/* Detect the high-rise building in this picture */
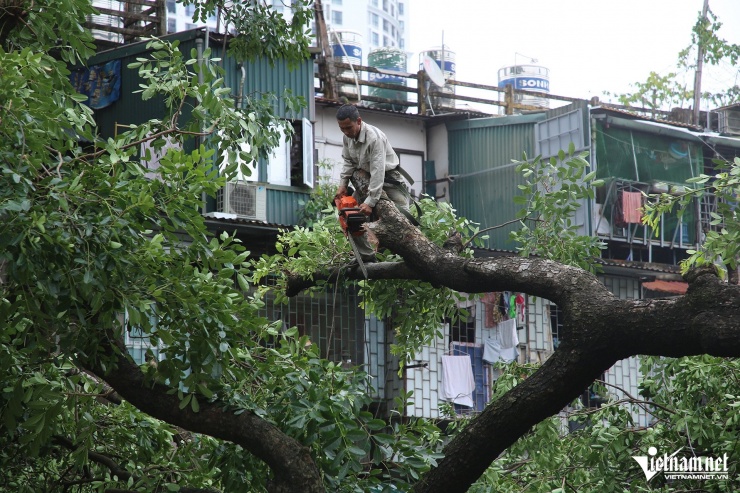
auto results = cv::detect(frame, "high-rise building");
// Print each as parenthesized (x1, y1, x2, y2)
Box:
(165, 0, 218, 34)
(164, 0, 410, 67)
(317, 0, 409, 53)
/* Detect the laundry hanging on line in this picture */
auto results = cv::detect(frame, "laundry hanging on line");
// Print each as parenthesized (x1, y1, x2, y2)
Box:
(440, 354, 475, 408)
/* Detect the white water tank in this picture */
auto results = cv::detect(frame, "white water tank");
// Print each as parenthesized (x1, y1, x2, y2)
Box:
(330, 30, 363, 97)
(498, 64, 550, 112)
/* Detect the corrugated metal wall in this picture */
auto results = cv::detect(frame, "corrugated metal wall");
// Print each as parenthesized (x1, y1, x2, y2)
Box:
(215, 49, 314, 121)
(83, 29, 316, 225)
(543, 101, 591, 140)
(446, 115, 545, 248)
(85, 29, 314, 139)
(84, 31, 201, 141)
(210, 36, 315, 221)
(264, 186, 310, 225)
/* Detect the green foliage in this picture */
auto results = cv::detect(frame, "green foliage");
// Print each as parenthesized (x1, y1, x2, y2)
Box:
(0, 358, 225, 492)
(180, 0, 315, 68)
(297, 159, 342, 228)
(461, 356, 740, 492)
(1, 0, 98, 64)
(509, 143, 606, 272)
(605, 71, 692, 113)
(643, 156, 740, 275)
(679, 7, 740, 68)
(258, 193, 485, 365)
(5, 1, 740, 491)
(0, 1, 446, 490)
(609, 7, 740, 111)
(679, 7, 740, 108)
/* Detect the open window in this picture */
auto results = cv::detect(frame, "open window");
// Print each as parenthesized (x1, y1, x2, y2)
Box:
(140, 134, 182, 180)
(268, 118, 314, 188)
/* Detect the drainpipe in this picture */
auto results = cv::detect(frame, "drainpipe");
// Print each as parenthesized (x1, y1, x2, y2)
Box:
(235, 65, 246, 109)
(692, 0, 709, 126)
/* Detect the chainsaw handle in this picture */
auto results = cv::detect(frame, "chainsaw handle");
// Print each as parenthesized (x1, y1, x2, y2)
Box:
(339, 207, 362, 214)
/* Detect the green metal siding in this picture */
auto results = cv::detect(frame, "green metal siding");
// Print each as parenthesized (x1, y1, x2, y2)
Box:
(79, 29, 315, 227)
(196, 36, 315, 222)
(81, 28, 313, 138)
(214, 50, 314, 121)
(544, 100, 591, 149)
(83, 31, 202, 141)
(265, 186, 310, 225)
(447, 115, 543, 249)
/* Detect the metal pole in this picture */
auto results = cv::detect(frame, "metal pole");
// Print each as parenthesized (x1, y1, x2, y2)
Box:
(692, 0, 710, 126)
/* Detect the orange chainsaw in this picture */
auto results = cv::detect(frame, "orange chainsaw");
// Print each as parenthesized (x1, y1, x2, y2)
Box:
(334, 195, 369, 278)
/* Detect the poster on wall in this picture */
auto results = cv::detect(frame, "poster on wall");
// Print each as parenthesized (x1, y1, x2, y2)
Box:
(70, 60, 121, 109)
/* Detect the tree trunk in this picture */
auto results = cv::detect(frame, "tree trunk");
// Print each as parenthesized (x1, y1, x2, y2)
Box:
(80, 336, 325, 493)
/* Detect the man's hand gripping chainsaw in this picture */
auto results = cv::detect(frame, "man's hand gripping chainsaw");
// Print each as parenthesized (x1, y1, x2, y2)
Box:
(334, 195, 369, 279)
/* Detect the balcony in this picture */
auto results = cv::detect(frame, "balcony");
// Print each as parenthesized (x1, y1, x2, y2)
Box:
(88, 0, 165, 48)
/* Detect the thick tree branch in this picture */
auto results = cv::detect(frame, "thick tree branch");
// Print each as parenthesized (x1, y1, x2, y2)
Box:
(78, 336, 324, 493)
(280, 172, 740, 491)
(285, 193, 740, 492)
(371, 204, 740, 492)
(285, 260, 421, 296)
(105, 489, 218, 493)
(415, 345, 615, 493)
(285, 228, 464, 296)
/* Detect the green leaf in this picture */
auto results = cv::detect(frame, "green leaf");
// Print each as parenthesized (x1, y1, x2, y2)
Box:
(179, 394, 192, 410)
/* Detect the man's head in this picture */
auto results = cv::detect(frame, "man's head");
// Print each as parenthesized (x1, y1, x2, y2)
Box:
(336, 104, 362, 140)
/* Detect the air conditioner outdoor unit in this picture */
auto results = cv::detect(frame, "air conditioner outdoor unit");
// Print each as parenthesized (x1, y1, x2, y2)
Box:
(217, 182, 267, 221)
(718, 109, 740, 136)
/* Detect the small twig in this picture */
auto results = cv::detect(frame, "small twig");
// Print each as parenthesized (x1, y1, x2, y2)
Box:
(598, 379, 677, 415)
(462, 217, 543, 249)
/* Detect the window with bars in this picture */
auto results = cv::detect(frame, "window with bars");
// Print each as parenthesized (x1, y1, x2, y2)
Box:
(257, 282, 366, 365)
(548, 303, 563, 349)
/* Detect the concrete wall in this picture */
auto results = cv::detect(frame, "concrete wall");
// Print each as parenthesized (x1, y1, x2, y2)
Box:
(402, 277, 653, 427)
(314, 105, 426, 195)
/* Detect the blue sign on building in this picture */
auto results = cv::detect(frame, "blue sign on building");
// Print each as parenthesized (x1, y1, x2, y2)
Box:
(499, 77, 549, 92)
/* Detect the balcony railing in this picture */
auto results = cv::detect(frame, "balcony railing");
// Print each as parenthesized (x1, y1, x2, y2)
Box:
(88, 0, 165, 46)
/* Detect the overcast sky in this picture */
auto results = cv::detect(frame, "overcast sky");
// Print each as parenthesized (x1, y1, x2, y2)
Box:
(406, 0, 740, 107)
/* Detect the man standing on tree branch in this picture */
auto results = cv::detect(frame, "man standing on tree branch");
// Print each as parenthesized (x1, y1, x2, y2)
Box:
(335, 104, 412, 264)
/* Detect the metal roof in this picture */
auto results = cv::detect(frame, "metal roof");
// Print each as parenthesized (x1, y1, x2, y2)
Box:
(714, 102, 740, 112)
(315, 97, 492, 122)
(592, 105, 703, 130)
(203, 214, 290, 231)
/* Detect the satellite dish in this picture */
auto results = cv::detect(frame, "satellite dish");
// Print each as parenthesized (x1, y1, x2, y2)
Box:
(422, 55, 446, 87)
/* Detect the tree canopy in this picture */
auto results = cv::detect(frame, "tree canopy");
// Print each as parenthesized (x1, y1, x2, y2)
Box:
(606, 4, 740, 114)
(3, 1, 740, 493)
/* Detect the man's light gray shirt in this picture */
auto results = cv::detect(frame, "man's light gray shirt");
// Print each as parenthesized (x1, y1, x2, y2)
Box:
(340, 121, 399, 207)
